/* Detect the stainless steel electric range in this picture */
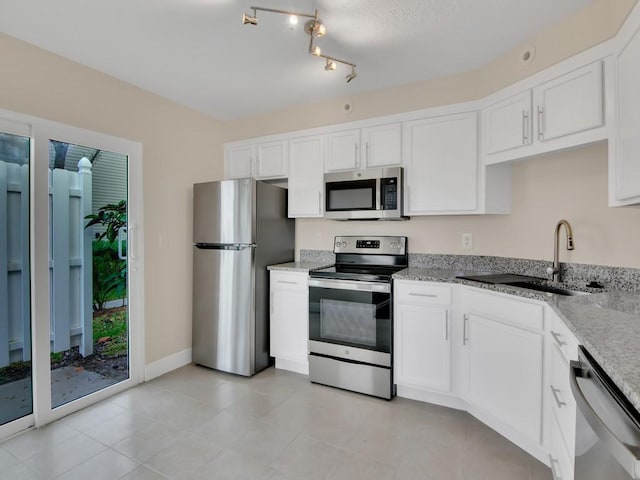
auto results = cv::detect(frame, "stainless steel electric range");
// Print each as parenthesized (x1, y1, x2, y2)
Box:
(308, 235, 408, 400)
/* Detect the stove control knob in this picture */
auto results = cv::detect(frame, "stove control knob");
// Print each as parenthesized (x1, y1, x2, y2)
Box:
(342, 241, 347, 248)
(391, 242, 396, 249)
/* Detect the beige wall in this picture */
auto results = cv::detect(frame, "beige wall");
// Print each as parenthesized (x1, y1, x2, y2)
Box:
(0, 34, 225, 364)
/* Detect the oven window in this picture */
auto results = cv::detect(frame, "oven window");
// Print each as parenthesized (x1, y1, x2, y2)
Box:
(326, 179, 376, 211)
(309, 286, 391, 353)
(320, 299, 376, 346)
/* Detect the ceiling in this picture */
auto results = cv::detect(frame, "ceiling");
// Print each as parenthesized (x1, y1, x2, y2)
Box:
(1, 0, 594, 121)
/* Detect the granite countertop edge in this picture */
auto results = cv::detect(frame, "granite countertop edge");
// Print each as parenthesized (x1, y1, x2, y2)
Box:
(393, 267, 640, 412)
(267, 262, 333, 272)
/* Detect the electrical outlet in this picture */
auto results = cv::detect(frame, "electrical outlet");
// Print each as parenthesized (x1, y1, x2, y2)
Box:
(462, 233, 473, 250)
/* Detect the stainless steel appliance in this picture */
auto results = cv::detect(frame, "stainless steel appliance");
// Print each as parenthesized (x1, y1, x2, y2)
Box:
(324, 167, 406, 220)
(570, 346, 640, 479)
(192, 178, 294, 376)
(308, 235, 408, 399)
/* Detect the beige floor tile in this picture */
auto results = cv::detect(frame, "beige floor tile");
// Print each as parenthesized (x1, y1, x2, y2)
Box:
(325, 450, 397, 480)
(1, 461, 44, 480)
(0, 445, 20, 470)
(119, 465, 169, 480)
(190, 449, 275, 480)
(188, 408, 268, 448)
(21, 431, 107, 478)
(58, 400, 126, 431)
(143, 432, 223, 479)
(53, 448, 138, 480)
(344, 424, 413, 467)
(112, 422, 181, 463)
(229, 420, 299, 465)
(396, 440, 465, 480)
(1, 422, 77, 461)
(270, 434, 343, 480)
(82, 409, 154, 446)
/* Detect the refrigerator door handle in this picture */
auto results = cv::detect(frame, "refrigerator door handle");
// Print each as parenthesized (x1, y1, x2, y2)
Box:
(194, 243, 256, 250)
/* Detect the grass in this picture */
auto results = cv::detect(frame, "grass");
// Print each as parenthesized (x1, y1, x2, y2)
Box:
(93, 307, 128, 357)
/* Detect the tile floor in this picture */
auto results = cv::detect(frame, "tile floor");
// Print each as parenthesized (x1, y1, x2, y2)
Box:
(0, 364, 551, 479)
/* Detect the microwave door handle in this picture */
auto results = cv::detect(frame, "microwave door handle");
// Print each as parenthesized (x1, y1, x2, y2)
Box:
(376, 177, 382, 211)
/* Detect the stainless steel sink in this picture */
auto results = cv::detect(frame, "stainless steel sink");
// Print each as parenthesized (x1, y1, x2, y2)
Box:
(504, 281, 590, 296)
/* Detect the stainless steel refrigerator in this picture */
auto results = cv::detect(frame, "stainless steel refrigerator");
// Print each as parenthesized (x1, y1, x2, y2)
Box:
(192, 178, 295, 376)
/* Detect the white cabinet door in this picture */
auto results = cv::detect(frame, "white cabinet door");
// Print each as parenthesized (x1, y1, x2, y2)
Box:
(615, 23, 640, 203)
(395, 303, 451, 393)
(464, 313, 544, 444)
(325, 129, 360, 172)
(483, 91, 532, 155)
(270, 271, 309, 373)
(404, 112, 478, 214)
(255, 141, 288, 179)
(225, 145, 254, 179)
(362, 123, 402, 168)
(534, 61, 603, 143)
(288, 135, 325, 218)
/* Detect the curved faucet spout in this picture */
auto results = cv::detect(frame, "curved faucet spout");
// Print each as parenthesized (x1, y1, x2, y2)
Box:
(548, 219, 575, 282)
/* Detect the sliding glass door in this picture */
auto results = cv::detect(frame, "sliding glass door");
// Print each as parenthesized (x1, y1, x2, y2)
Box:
(0, 130, 32, 428)
(0, 112, 143, 438)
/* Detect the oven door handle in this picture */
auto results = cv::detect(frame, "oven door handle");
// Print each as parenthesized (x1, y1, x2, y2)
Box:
(308, 278, 391, 293)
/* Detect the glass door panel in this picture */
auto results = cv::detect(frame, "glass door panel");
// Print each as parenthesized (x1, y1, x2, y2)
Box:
(0, 131, 32, 425)
(48, 140, 129, 408)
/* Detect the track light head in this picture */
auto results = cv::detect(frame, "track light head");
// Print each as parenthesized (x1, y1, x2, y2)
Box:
(304, 19, 326, 37)
(345, 68, 357, 83)
(324, 59, 337, 71)
(242, 11, 257, 25)
(309, 45, 321, 56)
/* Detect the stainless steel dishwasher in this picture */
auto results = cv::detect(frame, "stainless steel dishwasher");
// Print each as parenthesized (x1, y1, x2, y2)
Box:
(570, 346, 640, 479)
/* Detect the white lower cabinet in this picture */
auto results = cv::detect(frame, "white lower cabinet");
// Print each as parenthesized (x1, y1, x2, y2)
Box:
(269, 271, 309, 374)
(462, 290, 545, 457)
(394, 282, 452, 396)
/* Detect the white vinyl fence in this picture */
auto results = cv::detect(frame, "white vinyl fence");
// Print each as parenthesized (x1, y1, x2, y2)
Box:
(0, 158, 93, 368)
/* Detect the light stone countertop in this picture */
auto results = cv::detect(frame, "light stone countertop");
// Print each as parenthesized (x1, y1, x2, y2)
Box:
(267, 262, 333, 273)
(394, 267, 640, 412)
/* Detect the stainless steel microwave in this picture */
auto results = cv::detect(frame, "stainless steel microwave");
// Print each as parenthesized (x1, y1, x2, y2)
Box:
(324, 167, 406, 220)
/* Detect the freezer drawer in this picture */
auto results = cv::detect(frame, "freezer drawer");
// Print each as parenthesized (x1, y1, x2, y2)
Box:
(192, 246, 255, 375)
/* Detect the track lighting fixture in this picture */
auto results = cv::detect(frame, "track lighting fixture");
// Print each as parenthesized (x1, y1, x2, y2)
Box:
(242, 5, 357, 82)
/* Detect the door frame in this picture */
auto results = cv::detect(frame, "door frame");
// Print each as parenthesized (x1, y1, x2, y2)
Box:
(0, 109, 145, 438)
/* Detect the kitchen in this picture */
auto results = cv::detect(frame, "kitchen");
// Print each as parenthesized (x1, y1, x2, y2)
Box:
(2, 0, 640, 478)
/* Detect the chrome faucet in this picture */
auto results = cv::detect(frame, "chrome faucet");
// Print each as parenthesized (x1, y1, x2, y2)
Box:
(547, 220, 575, 282)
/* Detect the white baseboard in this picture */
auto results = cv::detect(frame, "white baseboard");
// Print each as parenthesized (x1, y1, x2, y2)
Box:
(144, 348, 192, 381)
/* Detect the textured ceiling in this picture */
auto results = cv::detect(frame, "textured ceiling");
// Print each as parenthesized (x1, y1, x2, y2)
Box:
(0, 0, 593, 120)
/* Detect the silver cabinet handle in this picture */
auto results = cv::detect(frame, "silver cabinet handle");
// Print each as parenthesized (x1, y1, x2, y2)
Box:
(445, 310, 449, 341)
(537, 105, 544, 140)
(550, 385, 566, 408)
(550, 330, 567, 347)
(548, 455, 562, 480)
(522, 110, 529, 144)
(354, 143, 359, 167)
(409, 292, 437, 298)
(463, 314, 469, 345)
(277, 280, 298, 285)
(365, 141, 370, 165)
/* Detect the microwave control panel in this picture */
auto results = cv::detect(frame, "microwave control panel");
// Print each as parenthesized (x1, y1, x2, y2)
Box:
(380, 178, 398, 210)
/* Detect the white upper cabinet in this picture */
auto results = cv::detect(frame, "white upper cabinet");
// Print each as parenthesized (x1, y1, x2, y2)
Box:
(225, 144, 254, 179)
(482, 60, 606, 165)
(403, 112, 479, 214)
(288, 135, 325, 218)
(483, 91, 532, 155)
(534, 61, 603, 142)
(325, 129, 360, 172)
(255, 140, 288, 179)
(362, 123, 402, 168)
(612, 5, 640, 205)
(225, 141, 288, 180)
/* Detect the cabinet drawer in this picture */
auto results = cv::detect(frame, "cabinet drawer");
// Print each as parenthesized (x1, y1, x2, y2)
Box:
(395, 281, 451, 305)
(464, 288, 544, 331)
(549, 312, 579, 364)
(549, 410, 575, 480)
(270, 271, 308, 290)
(550, 342, 577, 459)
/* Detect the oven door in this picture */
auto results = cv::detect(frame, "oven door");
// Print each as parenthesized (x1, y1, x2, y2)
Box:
(308, 278, 392, 367)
